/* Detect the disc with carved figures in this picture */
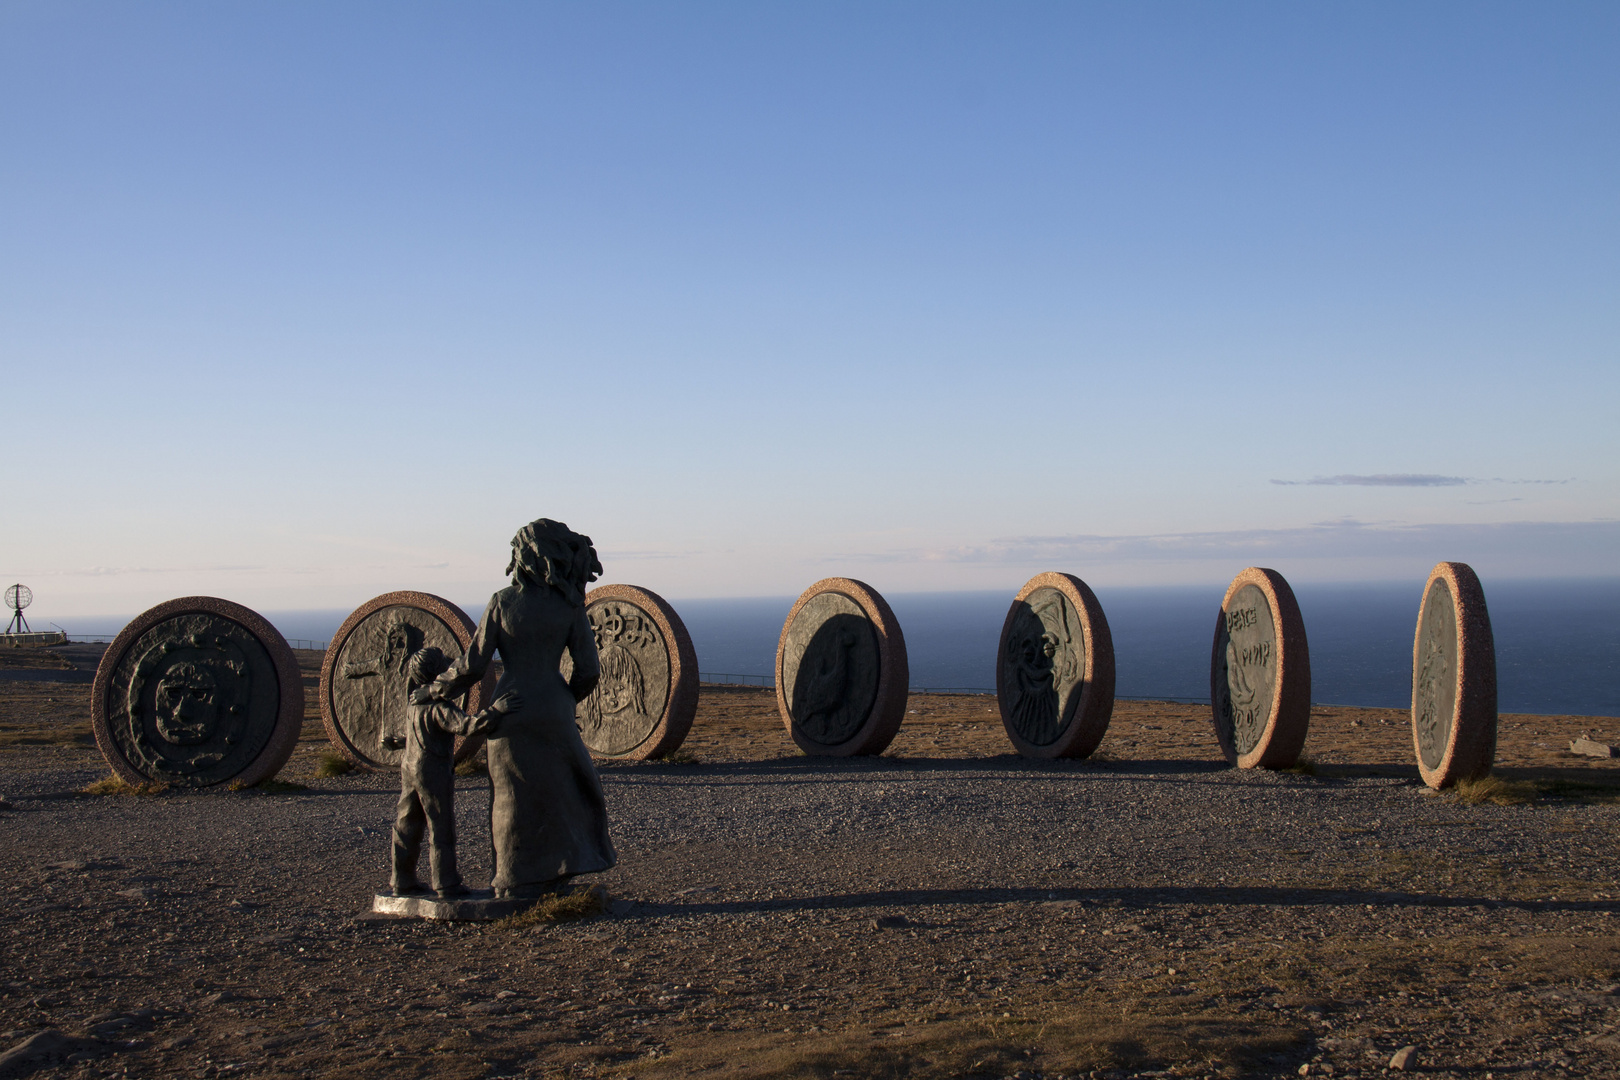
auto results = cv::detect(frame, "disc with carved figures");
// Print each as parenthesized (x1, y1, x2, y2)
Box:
(996, 572, 1116, 758)
(91, 597, 302, 788)
(320, 591, 493, 769)
(1411, 561, 1497, 789)
(775, 578, 908, 757)
(560, 584, 698, 760)
(1208, 568, 1312, 769)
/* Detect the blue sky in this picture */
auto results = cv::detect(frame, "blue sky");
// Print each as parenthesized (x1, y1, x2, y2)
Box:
(3, 2, 1617, 620)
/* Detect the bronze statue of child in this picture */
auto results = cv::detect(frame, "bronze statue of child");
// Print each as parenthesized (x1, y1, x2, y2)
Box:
(391, 646, 519, 897)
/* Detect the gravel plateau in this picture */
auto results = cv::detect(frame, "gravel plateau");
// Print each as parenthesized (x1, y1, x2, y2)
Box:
(3, 645, 1620, 1080)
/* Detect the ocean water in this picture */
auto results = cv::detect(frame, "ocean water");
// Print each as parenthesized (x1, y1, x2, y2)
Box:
(68, 578, 1620, 716)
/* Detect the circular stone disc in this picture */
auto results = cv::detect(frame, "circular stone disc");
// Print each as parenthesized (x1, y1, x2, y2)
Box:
(776, 578, 909, 757)
(1412, 561, 1497, 789)
(320, 591, 492, 769)
(996, 572, 1116, 759)
(91, 597, 302, 788)
(562, 584, 698, 760)
(1208, 568, 1311, 769)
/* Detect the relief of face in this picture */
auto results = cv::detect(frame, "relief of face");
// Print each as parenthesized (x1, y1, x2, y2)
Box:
(386, 625, 411, 669)
(596, 675, 636, 715)
(154, 664, 221, 745)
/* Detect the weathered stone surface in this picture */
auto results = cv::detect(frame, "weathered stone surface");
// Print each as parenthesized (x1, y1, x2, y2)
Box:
(90, 597, 302, 789)
(776, 578, 908, 756)
(372, 889, 538, 922)
(1571, 737, 1617, 759)
(320, 591, 491, 769)
(1412, 561, 1497, 789)
(1209, 568, 1311, 769)
(996, 572, 1116, 758)
(562, 585, 698, 760)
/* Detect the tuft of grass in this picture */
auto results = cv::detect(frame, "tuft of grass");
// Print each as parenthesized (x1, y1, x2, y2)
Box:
(228, 777, 308, 794)
(81, 776, 168, 797)
(454, 757, 488, 777)
(654, 748, 699, 765)
(495, 884, 609, 929)
(1281, 756, 1318, 776)
(315, 752, 355, 778)
(1453, 774, 1537, 806)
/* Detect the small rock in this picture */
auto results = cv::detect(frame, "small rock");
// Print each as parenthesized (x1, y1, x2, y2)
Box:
(1389, 1045, 1418, 1070)
(1570, 737, 1616, 759)
(44, 861, 89, 873)
(871, 915, 910, 930)
(0, 795, 14, 811)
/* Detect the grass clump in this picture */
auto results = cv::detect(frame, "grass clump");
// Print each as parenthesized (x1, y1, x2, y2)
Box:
(315, 751, 355, 778)
(1281, 756, 1317, 776)
(1453, 774, 1537, 806)
(495, 884, 610, 929)
(454, 756, 488, 777)
(654, 748, 699, 765)
(81, 776, 169, 797)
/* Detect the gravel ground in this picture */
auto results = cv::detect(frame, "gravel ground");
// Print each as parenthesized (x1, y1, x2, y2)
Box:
(2, 649, 1620, 1080)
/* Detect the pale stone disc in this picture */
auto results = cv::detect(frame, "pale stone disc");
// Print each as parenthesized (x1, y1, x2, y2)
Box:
(776, 578, 908, 757)
(320, 592, 491, 769)
(996, 572, 1116, 759)
(91, 597, 302, 789)
(1208, 568, 1311, 769)
(1412, 561, 1497, 789)
(562, 584, 697, 761)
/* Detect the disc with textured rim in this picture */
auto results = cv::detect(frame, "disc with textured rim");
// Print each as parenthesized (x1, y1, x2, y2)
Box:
(91, 596, 302, 788)
(1412, 561, 1497, 789)
(320, 591, 493, 769)
(1208, 567, 1311, 769)
(561, 584, 698, 760)
(776, 578, 908, 757)
(996, 572, 1116, 759)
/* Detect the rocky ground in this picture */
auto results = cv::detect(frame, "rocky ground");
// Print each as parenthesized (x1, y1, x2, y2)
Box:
(2, 645, 1620, 1080)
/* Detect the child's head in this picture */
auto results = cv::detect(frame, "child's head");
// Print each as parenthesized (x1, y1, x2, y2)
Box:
(406, 647, 450, 689)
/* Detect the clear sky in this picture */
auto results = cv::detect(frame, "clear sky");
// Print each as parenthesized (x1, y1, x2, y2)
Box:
(4, 2, 1617, 622)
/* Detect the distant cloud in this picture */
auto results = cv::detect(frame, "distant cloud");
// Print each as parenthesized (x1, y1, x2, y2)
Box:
(1272, 474, 1573, 487)
(835, 518, 1620, 570)
(1271, 474, 1468, 487)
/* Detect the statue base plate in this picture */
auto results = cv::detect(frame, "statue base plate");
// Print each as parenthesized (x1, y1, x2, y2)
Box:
(371, 889, 538, 922)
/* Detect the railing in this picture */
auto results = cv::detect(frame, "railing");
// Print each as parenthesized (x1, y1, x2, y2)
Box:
(699, 672, 775, 687)
(286, 639, 328, 651)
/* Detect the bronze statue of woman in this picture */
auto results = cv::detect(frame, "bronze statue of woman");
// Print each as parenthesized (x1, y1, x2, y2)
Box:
(429, 518, 616, 898)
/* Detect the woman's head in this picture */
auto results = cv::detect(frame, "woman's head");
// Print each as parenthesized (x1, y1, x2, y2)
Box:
(505, 518, 602, 605)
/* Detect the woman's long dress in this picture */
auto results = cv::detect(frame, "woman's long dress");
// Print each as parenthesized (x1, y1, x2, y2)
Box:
(435, 584, 616, 891)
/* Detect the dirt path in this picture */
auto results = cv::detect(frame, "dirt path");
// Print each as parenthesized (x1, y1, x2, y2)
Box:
(3, 651, 1620, 1080)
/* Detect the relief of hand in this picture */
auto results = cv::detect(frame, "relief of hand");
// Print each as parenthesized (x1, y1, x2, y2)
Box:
(492, 692, 523, 715)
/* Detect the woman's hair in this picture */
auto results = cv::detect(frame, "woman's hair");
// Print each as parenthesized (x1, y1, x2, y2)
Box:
(505, 518, 602, 606)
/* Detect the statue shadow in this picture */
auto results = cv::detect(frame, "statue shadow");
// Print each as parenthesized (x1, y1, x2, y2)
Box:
(635, 883, 1620, 920)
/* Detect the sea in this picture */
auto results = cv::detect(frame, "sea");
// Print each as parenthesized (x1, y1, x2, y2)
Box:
(68, 579, 1620, 717)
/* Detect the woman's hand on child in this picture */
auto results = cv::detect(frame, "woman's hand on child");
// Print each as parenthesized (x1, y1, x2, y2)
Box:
(492, 692, 523, 714)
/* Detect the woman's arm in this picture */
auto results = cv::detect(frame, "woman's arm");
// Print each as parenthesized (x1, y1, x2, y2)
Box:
(566, 603, 601, 703)
(431, 595, 501, 701)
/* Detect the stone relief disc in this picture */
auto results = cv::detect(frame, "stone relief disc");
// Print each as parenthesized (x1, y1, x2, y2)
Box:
(996, 572, 1117, 759)
(1208, 567, 1312, 769)
(90, 596, 302, 789)
(320, 591, 492, 769)
(1411, 561, 1497, 789)
(561, 584, 698, 760)
(776, 578, 909, 757)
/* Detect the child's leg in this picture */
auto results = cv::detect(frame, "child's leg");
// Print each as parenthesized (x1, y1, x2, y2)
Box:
(422, 769, 462, 894)
(392, 784, 429, 892)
